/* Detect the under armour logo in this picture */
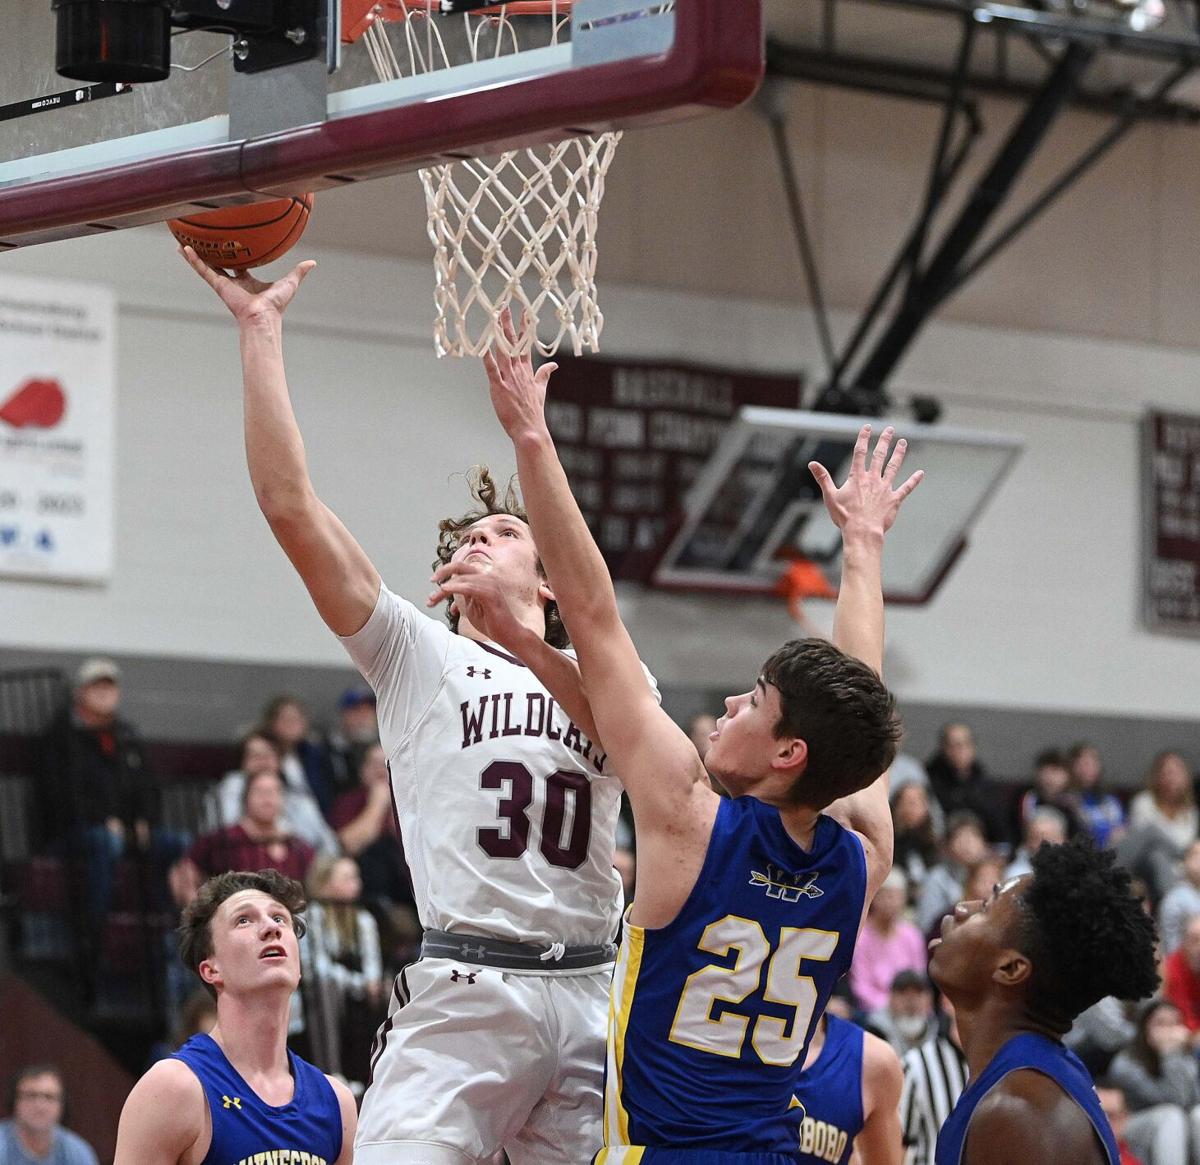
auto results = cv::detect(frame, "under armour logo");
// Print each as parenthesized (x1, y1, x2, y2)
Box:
(466, 666, 492, 679)
(459, 943, 487, 959)
(221, 1095, 242, 1110)
(450, 970, 478, 984)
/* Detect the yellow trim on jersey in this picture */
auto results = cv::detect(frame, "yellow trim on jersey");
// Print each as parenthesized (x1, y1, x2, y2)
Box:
(594, 1147, 646, 1163)
(604, 915, 646, 1147)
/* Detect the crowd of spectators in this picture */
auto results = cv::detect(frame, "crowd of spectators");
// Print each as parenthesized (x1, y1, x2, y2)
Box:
(831, 722, 1200, 1165)
(31, 658, 415, 1093)
(19, 669, 1200, 1163)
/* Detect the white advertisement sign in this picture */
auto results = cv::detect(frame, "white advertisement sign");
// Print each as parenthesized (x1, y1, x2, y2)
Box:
(0, 273, 115, 582)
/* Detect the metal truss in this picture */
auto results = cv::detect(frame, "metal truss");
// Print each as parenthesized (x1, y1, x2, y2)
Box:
(765, 0, 1200, 414)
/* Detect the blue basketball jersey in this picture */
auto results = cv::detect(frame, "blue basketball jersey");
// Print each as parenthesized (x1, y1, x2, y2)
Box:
(172, 1032, 343, 1165)
(935, 1033, 1119, 1165)
(597, 796, 867, 1160)
(791, 1015, 865, 1165)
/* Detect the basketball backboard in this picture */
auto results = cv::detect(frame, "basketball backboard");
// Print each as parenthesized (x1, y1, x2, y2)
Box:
(652, 408, 1024, 603)
(0, 1, 763, 250)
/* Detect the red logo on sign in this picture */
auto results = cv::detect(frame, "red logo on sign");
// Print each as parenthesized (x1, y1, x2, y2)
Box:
(0, 378, 66, 429)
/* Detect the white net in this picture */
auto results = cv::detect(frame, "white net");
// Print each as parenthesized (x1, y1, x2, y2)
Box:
(360, 1, 621, 357)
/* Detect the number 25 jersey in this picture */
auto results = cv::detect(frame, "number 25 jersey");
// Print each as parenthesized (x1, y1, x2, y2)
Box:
(341, 584, 657, 948)
(602, 796, 867, 1155)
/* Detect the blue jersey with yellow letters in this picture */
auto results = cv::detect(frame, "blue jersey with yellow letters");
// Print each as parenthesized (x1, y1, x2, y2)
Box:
(172, 1032, 343, 1165)
(599, 795, 867, 1161)
(791, 1015, 865, 1165)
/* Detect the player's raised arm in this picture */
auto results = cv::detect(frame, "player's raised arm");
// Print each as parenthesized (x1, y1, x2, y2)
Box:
(179, 247, 380, 636)
(481, 314, 717, 922)
(809, 426, 923, 898)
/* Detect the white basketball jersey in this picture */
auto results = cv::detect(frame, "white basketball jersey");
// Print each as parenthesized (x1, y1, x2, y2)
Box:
(341, 585, 655, 946)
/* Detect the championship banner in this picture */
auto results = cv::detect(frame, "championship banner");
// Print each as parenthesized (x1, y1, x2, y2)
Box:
(0, 273, 115, 582)
(545, 355, 803, 582)
(1143, 409, 1200, 634)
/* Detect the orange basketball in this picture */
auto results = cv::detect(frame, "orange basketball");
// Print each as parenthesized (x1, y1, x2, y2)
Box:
(167, 193, 313, 271)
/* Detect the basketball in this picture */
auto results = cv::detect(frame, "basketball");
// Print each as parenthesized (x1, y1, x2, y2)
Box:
(166, 193, 313, 271)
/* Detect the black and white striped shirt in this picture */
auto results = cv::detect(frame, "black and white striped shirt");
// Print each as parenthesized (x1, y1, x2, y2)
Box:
(900, 1034, 968, 1165)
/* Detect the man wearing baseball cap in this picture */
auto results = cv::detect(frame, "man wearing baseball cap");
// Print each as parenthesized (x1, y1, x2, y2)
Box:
(43, 657, 183, 989)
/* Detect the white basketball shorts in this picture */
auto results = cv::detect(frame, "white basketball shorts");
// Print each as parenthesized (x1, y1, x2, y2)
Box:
(354, 955, 613, 1165)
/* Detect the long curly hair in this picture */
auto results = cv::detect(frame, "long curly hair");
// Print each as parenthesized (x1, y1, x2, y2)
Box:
(433, 466, 568, 649)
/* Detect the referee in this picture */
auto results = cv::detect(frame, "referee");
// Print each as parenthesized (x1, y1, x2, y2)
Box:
(900, 1005, 967, 1165)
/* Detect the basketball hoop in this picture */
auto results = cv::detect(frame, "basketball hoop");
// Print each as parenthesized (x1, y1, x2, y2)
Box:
(343, 0, 641, 357)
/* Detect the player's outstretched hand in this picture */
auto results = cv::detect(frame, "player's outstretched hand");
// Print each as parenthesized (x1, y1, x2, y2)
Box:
(809, 424, 924, 537)
(427, 557, 527, 652)
(482, 308, 558, 443)
(178, 244, 315, 324)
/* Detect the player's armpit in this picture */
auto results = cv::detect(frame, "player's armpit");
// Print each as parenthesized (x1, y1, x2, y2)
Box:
(963, 1075, 1108, 1165)
(113, 1059, 207, 1165)
(266, 497, 381, 637)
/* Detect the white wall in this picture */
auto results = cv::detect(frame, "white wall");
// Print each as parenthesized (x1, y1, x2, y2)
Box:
(0, 228, 1197, 719)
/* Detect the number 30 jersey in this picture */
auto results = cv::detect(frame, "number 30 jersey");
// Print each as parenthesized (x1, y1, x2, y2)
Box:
(341, 584, 657, 948)
(600, 796, 867, 1156)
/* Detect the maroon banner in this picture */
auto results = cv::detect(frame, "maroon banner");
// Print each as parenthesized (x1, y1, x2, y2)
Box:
(1143, 410, 1200, 633)
(544, 355, 803, 582)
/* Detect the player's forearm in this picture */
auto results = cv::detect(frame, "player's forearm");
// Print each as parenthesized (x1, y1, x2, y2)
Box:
(830, 528, 885, 675)
(239, 314, 317, 516)
(511, 429, 620, 637)
(506, 625, 601, 746)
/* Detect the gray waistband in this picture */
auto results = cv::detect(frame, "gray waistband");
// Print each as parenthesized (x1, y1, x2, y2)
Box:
(421, 929, 617, 971)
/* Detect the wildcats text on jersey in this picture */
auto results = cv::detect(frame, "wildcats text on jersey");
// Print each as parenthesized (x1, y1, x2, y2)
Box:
(459, 691, 608, 771)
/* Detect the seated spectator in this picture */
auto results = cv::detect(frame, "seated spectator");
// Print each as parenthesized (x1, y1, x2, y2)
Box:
(1004, 806, 1068, 881)
(899, 998, 967, 1165)
(888, 729, 946, 833)
(261, 694, 332, 817)
(302, 855, 386, 1087)
(925, 722, 1006, 844)
(329, 743, 419, 959)
(957, 854, 1008, 920)
(865, 970, 938, 1057)
(0, 1064, 98, 1165)
(170, 770, 315, 906)
(40, 658, 184, 949)
(892, 784, 941, 899)
(1163, 916, 1200, 1039)
(849, 870, 927, 1012)
(1071, 741, 1126, 849)
(1109, 999, 1200, 1165)
(144, 988, 218, 1068)
(319, 686, 378, 800)
(916, 811, 989, 937)
(1095, 1081, 1148, 1165)
(1121, 752, 1199, 905)
(1067, 995, 1138, 1080)
(211, 730, 338, 856)
(1016, 749, 1086, 840)
(1160, 840, 1200, 956)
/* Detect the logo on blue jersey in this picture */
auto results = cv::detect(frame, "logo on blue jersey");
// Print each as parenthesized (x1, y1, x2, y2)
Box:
(222, 1095, 242, 1110)
(749, 865, 823, 902)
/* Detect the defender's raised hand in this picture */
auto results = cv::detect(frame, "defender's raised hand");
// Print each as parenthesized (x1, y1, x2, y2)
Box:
(482, 308, 558, 443)
(178, 244, 315, 323)
(809, 425, 924, 536)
